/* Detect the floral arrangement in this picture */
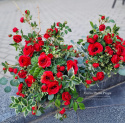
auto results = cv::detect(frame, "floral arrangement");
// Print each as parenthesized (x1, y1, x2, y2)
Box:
(0, 6, 125, 121)
(0, 8, 85, 120)
(77, 15, 125, 88)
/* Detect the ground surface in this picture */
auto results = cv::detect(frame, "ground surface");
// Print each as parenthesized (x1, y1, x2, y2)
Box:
(0, 0, 125, 122)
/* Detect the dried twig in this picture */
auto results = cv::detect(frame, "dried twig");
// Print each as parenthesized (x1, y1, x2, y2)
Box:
(13, 1, 42, 37)
(37, 5, 41, 35)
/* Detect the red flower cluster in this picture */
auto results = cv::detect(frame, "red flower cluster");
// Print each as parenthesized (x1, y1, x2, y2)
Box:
(62, 92, 71, 105)
(25, 75, 35, 87)
(41, 71, 62, 95)
(67, 60, 78, 74)
(16, 83, 25, 98)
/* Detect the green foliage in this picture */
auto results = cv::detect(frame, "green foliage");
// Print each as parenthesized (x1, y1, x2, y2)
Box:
(31, 56, 39, 65)
(0, 77, 8, 85)
(55, 99, 61, 107)
(77, 97, 83, 102)
(33, 67, 42, 78)
(78, 103, 85, 110)
(73, 102, 78, 112)
(48, 94, 54, 100)
(4, 86, 11, 93)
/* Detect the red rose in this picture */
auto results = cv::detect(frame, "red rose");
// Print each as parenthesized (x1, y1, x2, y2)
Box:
(87, 38, 96, 44)
(15, 76, 18, 79)
(93, 34, 98, 41)
(86, 60, 89, 64)
(13, 35, 22, 43)
(47, 80, 60, 95)
(59, 108, 65, 115)
(55, 28, 58, 33)
(8, 67, 14, 72)
(38, 53, 51, 68)
(38, 40, 44, 46)
(101, 16, 105, 20)
(32, 106, 37, 110)
(37, 37, 42, 41)
(56, 22, 60, 26)
(25, 75, 35, 87)
(60, 66, 65, 71)
(13, 27, 19, 32)
(111, 54, 120, 64)
(122, 41, 125, 45)
(115, 45, 125, 56)
(56, 72, 63, 78)
(62, 92, 71, 105)
(67, 45, 73, 50)
(25, 40, 31, 45)
(41, 71, 54, 84)
(92, 63, 99, 68)
(34, 43, 42, 52)
(104, 33, 112, 44)
(19, 55, 31, 67)
(41, 85, 48, 92)
(92, 77, 98, 81)
(44, 33, 50, 39)
(13, 68, 18, 74)
(96, 72, 104, 81)
(25, 10, 27, 14)
(88, 42, 103, 56)
(3, 67, 6, 71)
(85, 80, 92, 84)
(64, 101, 70, 105)
(18, 70, 27, 78)
(116, 35, 123, 42)
(99, 24, 105, 31)
(20, 17, 24, 23)
(32, 111, 36, 115)
(47, 54, 53, 59)
(67, 60, 78, 74)
(18, 83, 23, 93)
(114, 63, 120, 68)
(23, 45, 34, 57)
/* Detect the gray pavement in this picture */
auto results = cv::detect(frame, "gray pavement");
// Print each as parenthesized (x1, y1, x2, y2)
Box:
(0, 0, 125, 122)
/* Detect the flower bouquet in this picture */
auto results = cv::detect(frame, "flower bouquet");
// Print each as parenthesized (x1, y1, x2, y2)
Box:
(0, 8, 85, 120)
(77, 15, 125, 88)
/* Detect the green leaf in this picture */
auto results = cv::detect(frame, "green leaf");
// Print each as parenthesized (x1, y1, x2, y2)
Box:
(48, 94, 54, 100)
(77, 97, 83, 102)
(109, 19, 115, 23)
(22, 98, 27, 106)
(11, 97, 15, 102)
(68, 28, 72, 32)
(65, 30, 68, 34)
(73, 102, 78, 112)
(4, 86, 11, 93)
(77, 39, 83, 45)
(22, 107, 27, 112)
(90, 21, 94, 28)
(0, 77, 8, 85)
(18, 105, 22, 112)
(78, 103, 85, 110)
(68, 68, 74, 78)
(10, 80, 18, 86)
(31, 56, 39, 64)
(55, 99, 61, 107)
(118, 68, 125, 76)
(36, 110, 42, 116)
(69, 100, 74, 108)
(24, 110, 28, 117)
(33, 67, 41, 78)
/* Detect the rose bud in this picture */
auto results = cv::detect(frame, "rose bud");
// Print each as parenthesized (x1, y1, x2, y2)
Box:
(60, 66, 65, 71)
(3, 67, 6, 71)
(63, 114, 67, 118)
(20, 17, 24, 23)
(8, 34, 12, 37)
(13, 68, 18, 74)
(15, 76, 18, 79)
(56, 22, 60, 26)
(101, 16, 105, 20)
(85, 80, 92, 84)
(8, 67, 14, 72)
(59, 108, 66, 115)
(93, 34, 98, 41)
(32, 111, 36, 115)
(92, 63, 99, 68)
(85, 60, 89, 64)
(114, 63, 120, 68)
(13, 27, 19, 33)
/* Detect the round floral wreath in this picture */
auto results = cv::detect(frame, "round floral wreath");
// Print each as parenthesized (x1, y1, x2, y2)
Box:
(0, 8, 125, 121)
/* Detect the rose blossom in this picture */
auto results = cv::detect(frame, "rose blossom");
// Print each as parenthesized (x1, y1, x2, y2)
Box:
(114, 63, 120, 68)
(111, 54, 120, 64)
(41, 85, 48, 92)
(13, 35, 22, 43)
(23, 45, 34, 57)
(99, 24, 105, 31)
(85, 80, 92, 84)
(18, 55, 31, 67)
(59, 108, 66, 115)
(18, 70, 27, 78)
(92, 63, 99, 68)
(20, 17, 24, 23)
(38, 53, 51, 68)
(13, 27, 19, 32)
(25, 75, 35, 87)
(96, 72, 104, 81)
(62, 92, 71, 105)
